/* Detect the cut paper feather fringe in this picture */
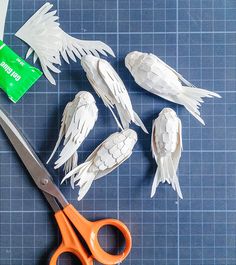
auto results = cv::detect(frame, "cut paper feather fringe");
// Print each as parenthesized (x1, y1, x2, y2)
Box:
(15, 2, 115, 85)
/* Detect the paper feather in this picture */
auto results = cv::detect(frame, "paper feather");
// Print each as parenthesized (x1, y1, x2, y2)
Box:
(151, 108, 183, 199)
(62, 129, 137, 200)
(47, 91, 98, 186)
(15, 2, 115, 85)
(125, 51, 221, 125)
(81, 54, 148, 133)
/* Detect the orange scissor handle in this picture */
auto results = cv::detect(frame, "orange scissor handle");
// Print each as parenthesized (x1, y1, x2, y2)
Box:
(64, 204, 132, 265)
(49, 210, 93, 265)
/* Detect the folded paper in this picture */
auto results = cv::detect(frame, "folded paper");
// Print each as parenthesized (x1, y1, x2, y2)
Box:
(15, 2, 115, 85)
(47, 91, 98, 186)
(151, 108, 183, 199)
(125, 51, 221, 125)
(62, 129, 137, 201)
(81, 54, 148, 133)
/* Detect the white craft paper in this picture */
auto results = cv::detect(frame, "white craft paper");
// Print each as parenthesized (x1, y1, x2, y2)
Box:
(62, 129, 138, 201)
(125, 51, 221, 125)
(151, 108, 183, 199)
(15, 2, 115, 85)
(81, 54, 148, 133)
(0, 0, 9, 40)
(47, 91, 98, 187)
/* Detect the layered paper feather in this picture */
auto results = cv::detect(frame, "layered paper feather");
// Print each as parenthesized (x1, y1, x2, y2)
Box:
(15, 2, 115, 85)
(151, 108, 183, 199)
(125, 51, 221, 125)
(62, 129, 137, 200)
(47, 91, 98, 186)
(81, 54, 148, 133)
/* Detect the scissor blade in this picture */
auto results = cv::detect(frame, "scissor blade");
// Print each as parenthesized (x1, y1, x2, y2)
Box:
(0, 108, 67, 208)
(0, 108, 51, 181)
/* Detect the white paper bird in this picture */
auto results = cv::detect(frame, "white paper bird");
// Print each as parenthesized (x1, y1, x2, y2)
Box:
(47, 91, 98, 186)
(0, 0, 9, 40)
(151, 108, 183, 199)
(62, 129, 137, 201)
(81, 54, 148, 133)
(15, 2, 115, 85)
(125, 51, 221, 125)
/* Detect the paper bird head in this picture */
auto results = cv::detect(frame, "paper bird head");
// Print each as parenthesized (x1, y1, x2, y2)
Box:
(75, 91, 96, 105)
(81, 55, 98, 74)
(125, 51, 144, 72)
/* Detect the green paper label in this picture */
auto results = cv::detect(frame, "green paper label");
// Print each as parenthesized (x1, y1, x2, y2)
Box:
(0, 40, 42, 103)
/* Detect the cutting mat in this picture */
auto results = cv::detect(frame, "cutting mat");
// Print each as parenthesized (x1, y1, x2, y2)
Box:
(0, 0, 235, 264)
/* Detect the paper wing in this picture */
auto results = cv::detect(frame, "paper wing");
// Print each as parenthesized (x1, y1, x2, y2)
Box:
(98, 59, 135, 127)
(15, 3, 61, 85)
(154, 54, 195, 87)
(54, 100, 98, 169)
(172, 117, 183, 171)
(47, 102, 74, 164)
(59, 32, 115, 64)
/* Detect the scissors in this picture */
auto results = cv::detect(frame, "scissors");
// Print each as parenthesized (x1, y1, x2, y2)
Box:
(0, 108, 132, 265)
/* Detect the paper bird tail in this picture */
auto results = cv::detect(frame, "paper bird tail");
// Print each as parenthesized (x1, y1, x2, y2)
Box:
(115, 103, 148, 133)
(61, 160, 95, 200)
(115, 103, 130, 130)
(47, 127, 64, 164)
(76, 173, 95, 201)
(179, 86, 221, 125)
(151, 155, 183, 199)
(133, 111, 148, 133)
(150, 166, 161, 198)
(54, 139, 84, 170)
(63, 152, 78, 189)
(63, 152, 78, 173)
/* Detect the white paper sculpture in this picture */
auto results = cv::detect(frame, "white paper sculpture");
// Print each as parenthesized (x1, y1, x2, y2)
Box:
(0, 0, 9, 40)
(125, 51, 221, 125)
(81, 54, 148, 133)
(151, 108, 183, 199)
(62, 128, 137, 200)
(47, 91, 98, 186)
(15, 2, 115, 85)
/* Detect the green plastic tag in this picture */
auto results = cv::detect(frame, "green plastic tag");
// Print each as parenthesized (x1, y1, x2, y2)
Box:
(0, 40, 42, 103)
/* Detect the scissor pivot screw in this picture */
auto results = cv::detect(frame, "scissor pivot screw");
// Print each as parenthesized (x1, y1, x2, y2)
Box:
(41, 179, 49, 185)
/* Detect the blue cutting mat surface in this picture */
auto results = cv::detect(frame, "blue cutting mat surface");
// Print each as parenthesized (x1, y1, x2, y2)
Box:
(0, 0, 235, 264)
